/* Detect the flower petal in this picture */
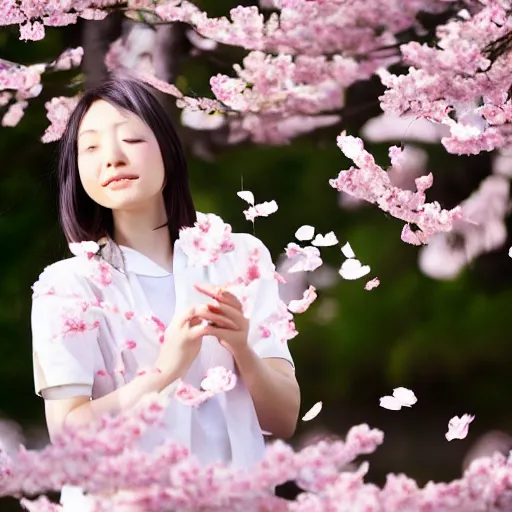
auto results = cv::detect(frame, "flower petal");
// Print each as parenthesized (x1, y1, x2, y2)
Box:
(302, 401, 322, 421)
(237, 190, 255, 205)
(341, 242, 356, 259)
(295, 225, 315, 241)
(339, 259, 371, 280)
(379, 396, 402, 410)
(392, 387, 417, 407)
(312, 232, 338, 247)
(446, 414, 474, 441)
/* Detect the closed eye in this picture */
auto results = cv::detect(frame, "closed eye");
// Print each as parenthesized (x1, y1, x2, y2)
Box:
(124, 139, 144, 143)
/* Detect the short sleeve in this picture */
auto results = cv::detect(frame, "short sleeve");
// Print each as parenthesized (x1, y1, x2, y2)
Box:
(31, 261, 98, 398)
(241, 235, 296, 368)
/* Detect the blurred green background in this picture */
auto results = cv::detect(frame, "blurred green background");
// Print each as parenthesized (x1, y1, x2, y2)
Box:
(1, 2, 512, 509)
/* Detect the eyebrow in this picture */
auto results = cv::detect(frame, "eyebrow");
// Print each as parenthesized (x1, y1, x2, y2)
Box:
(78, 120, 129, 139)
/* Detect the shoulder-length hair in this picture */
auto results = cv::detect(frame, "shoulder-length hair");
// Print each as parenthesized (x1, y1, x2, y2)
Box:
(58, 76, 196, 244)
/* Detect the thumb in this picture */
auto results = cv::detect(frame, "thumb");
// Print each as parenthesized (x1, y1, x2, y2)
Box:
(179, 306, 198, 328)
(188, 320, 208, 339)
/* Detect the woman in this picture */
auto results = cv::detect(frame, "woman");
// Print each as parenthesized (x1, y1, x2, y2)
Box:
(31, 76, 300, 507)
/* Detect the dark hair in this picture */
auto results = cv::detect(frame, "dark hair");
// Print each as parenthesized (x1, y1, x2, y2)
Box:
(58, 76, 196, 244)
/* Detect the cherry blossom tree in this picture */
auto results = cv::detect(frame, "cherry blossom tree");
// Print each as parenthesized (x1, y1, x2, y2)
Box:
(2, 0, 512, 256)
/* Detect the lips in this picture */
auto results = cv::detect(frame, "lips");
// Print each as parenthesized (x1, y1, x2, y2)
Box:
(102, 174, 139, 187)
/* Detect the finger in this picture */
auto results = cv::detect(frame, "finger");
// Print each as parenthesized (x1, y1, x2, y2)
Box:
(202, 324, 238, 341)
(188, 316, 203, 328)
(179, 306, 200, 328)
(187, 321, 209, 338)
(195, 284, 242, 310)
(195, 309, 239, 330)
(207, 302, 245, 324)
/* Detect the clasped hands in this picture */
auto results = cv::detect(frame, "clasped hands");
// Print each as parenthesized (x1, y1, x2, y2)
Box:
(191, 283, 250, 355)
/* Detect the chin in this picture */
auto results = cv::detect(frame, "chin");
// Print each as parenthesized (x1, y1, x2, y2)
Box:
(104, 192, 162, 212)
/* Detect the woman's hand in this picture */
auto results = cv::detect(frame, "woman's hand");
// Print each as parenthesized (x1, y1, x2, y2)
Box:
(154, 307, 207, 387)
(194, 284, 250, 356)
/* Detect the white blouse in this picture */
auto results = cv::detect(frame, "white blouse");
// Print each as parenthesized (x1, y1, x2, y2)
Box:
(32, 232, 295, 469)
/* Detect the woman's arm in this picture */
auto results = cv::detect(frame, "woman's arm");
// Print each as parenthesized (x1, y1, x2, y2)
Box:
(195, 234, 302, 440)
(44, 371, 178, 443)
(232, 347, 300, 439)
(42, 303, 208, 442)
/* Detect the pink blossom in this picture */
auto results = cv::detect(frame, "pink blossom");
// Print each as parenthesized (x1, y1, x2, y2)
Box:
(79, 9, 109, 21)
(41, 95, 80, 143)
(287, 285, 317, 313)
(178, 212, 235, 266)
(175, 367, 237, 407)
(0, 91, 12, 107)
(261, 299, 298, 343)
(52, 47, 84, 71)
(330, 133, 463, 244)
(68, 241, 99, 259)
(19, 21, 44, 41)
(364, 277, 380, 290)
(446, 414, 475, 441)
(1, 100, 27, 127)
(234, 247, 264, 286)
(243, 200, 278, 221)
(200, 366, 237, 393)
(419, 175, 510, 280)
(286, 243, 323, 273)
(175, 381, 210, 407)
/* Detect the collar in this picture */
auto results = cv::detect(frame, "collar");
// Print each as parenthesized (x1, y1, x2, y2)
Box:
(119, 245, 172, 277)
(98, 236, 173, 277)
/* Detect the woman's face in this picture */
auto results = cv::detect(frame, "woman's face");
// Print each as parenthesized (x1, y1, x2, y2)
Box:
(77, 99, 165, 211)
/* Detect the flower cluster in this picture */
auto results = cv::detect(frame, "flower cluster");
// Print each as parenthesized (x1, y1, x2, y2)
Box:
(330, 133, 463, 244)
(0, 394, 507, 511)
(0, 46, 82, 131)
(378, 0, 512, 155)
(178, 212, 235, 266)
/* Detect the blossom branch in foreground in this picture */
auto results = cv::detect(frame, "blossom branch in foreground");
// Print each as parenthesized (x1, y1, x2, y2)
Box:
(1, 392, 383, 511)
(329, 133, 463, 245)
(6, 397, 512, 512)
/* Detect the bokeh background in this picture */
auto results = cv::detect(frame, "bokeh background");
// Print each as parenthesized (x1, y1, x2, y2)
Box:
(2, 1, 512, 509)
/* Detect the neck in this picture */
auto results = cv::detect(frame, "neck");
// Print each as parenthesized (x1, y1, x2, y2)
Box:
(112, 199, 173, 272)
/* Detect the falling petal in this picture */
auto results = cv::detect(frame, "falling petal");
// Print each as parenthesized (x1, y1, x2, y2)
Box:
(379, 396, 402, 410)
(288, 285, 317, 313)
(200, 366, 237, 393)
(365, 278, 380, 290)
(302, 401, 323, 421)
(392, 387, 417, 407)
(446, 414, 475, 441)
(509, 246, 512, 258)
(341, 242, 356, 258)
(244, 200, 278, 221)
(339, 259, 371, 280)
(295, 225, 315, 241)
(312, 232, 338, 247)
(237, 190, 255, 205)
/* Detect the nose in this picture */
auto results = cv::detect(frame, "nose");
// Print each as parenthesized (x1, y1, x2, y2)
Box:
(102, 137, 126, 169)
